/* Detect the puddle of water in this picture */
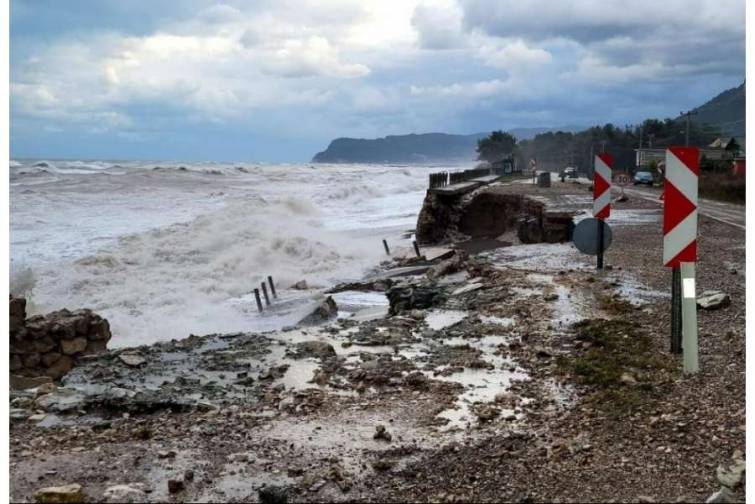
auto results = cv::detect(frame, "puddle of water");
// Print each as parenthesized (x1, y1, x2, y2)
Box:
(277, 358, 320, 391)
(573, 209, 661, 227)
(482, 243, 589, 272)
(511, 286, 542, 297)
(429, 334, 529, 431)
(611, 274, 668, 305)
(425, 310, 468, 331)
(479, 315, 515, 327)
(526, 273, 594, 327)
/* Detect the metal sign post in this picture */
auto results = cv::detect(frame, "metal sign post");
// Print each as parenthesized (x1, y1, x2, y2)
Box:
(662, 146, 699, 370)
(593, 153, 613, 270)
(614, 172, 630, 200)
(680, 262, 699, 374)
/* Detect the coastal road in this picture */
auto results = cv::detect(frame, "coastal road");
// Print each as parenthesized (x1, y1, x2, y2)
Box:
(621, 186, 745, 230)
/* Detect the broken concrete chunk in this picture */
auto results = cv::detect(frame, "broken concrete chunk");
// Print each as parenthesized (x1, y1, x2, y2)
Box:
(294, 340, 336, 359)
(102, 484, 147, 503)
(298, 296, 338, 325)
(119, 352, 146, 367)
(697, 291, 731, 310)
(33, 483, 84, 503)
(10, 374, 52, 390)
(716, 456, 746, 489)
(706, 486, 734, 503)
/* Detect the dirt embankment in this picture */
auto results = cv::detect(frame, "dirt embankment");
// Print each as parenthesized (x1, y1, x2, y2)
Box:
(416, 184, 575, 246)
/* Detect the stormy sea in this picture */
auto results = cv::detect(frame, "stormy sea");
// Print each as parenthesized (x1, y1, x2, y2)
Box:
(9, 159, 474, 347)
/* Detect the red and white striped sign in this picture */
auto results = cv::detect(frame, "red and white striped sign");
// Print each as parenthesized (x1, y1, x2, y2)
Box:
(663, 147, 699, 268)
(593, 153, 613, 219)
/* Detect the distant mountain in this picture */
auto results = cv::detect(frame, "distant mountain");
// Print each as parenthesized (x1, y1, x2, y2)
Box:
(311, 133, 486, 163)
(689, 82, 745, 137)
(311, 126, 585, 163)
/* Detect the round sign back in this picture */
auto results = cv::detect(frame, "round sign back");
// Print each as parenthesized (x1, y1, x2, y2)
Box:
(573, 217, 613, 255)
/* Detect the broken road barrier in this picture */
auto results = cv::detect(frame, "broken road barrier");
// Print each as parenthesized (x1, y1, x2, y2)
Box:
(268, 276, 277, 299)
(254, 288, 263, 313)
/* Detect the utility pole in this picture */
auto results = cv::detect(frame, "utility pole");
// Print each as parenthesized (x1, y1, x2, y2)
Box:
(637, 127, 643, 170)
(680, 110, 698, 147)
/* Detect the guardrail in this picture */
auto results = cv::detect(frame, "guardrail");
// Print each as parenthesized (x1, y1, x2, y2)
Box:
(428, 167, 493, 188)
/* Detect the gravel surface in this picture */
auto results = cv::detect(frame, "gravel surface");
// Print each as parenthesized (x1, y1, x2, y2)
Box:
(10, 184, 745, 503)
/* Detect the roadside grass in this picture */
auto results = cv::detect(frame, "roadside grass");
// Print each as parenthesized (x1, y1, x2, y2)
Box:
(698, 173, 745, 204)
(556, 318, 678, 416)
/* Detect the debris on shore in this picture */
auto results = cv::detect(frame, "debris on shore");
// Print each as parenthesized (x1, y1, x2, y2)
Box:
(9, 181, 745, 503)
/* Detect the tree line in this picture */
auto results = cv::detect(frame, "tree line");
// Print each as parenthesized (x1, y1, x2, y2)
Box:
(477, 118, 724, 174)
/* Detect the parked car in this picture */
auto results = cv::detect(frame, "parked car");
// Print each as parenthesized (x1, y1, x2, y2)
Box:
(633, 171, 654, 186)
(559, 167, 578, 182)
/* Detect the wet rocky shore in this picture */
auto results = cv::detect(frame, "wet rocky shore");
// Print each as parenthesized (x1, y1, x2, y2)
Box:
(10, 180, 746, 503)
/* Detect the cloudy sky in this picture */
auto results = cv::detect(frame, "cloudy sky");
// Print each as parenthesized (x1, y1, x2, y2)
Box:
(10, 0, 745, 162)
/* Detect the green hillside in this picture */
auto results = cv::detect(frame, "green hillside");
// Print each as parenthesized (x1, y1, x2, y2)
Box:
(690, 82, 745, 137)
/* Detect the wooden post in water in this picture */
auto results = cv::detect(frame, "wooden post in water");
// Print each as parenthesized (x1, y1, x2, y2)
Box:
(267, 276, 277, 299)
(413, 240, 421, 258)
(261, 282, 271, 306)
(382, 239, 390, 255)
(253, 288, 263, 312)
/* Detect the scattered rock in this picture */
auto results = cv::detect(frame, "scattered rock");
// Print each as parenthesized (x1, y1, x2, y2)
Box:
(716, 456, 745, 488)
(298, 297, 338, 325)
(60, 337, 87, 356)
(474, 405, 500, 422)
(119, 353, 146, 367)
(102, 484, 146, 503)
(259, 485, 289, 504)
(403, 371, 429, 389)
(10, 374, 52, 390)
(373, 424, 392, 442)
(372, 458, 395, 471)
(291, 280, 309, 290)
(543, 293, 559, 302)
(294, 341, 336, 359)
(167, 479, 184, 494)
(386, 281, 446, 315)
(697, 291, 731, 310)
(620, 372, 638, 386)
(33, 483, 84, 503)
(706, 486, 734, 503)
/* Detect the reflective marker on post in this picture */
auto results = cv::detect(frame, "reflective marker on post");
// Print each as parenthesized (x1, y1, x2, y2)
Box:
(593, 153, 613, 270)
(680, 262, 699, 374)
(663, 146, 699, 371)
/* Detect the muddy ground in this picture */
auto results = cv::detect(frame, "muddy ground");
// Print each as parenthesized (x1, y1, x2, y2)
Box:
(9, 181, 745, 503)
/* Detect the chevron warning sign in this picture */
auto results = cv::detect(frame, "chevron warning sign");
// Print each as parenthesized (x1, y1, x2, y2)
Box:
(593, 153, 613, 219)
(663, 147, 699, 268)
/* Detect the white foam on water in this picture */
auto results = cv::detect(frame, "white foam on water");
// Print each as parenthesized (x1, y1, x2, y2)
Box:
(10, 160, 478, 346)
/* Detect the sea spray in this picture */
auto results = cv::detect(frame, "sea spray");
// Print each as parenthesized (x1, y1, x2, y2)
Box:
(10, 159, 475, 346)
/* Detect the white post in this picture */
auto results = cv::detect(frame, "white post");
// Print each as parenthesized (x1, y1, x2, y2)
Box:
(680, 262, 699, 374)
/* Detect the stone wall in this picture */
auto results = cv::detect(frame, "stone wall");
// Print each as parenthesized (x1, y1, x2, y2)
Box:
(9, 296, 112, 380)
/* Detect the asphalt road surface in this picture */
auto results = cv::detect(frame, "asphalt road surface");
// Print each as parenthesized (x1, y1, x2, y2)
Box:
(621, 186, 745, 230)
